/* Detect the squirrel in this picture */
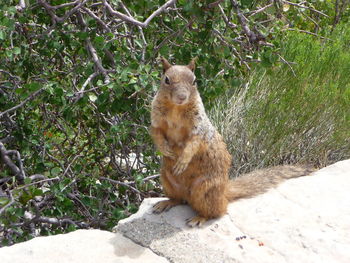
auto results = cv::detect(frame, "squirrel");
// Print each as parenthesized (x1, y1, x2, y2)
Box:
(150, 57, 315, 227)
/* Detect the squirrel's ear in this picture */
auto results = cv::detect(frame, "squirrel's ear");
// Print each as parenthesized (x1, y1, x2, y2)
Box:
(187, 57, 197, 72)
(160, 57, 172, 73)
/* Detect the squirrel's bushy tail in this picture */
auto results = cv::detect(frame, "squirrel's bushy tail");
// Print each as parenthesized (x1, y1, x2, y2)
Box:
(225, 165, 316, 201)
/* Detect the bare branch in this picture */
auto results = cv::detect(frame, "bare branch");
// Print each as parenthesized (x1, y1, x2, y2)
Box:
(142, 174, 160, 182)
(15, 177, 60, 190)
(100, 176, 143, 196)
(218, 4, 237, 29)
(0, 191, 14, 215)
(212, 29, 251, 70)
(277, 54, 296, 77)
(34, 216, 89, 228)
(120, 1, 148, 62)
(0, 87, 45, 118)
(0, 142, 25, 182)
(38, 0, 89, 23)
(286, 28, 332, 40)
(0, 69, 21, 80)
(16, 0, 26, 11)
(246, 3, 274, 17)
(62, 154, 83, 177)
(231, 0, 259, 44)
(51, 0, 81, 10)
(103, 0, 177, 28)
(82, 7, 111, 33)
(78, 72, 99, 94)
(75, 12, 111, 85)
(86, 39, 111, 84)
(153, 19, 192, 57)
(207, 0, 225, 9)
(283, 0, 329, 17)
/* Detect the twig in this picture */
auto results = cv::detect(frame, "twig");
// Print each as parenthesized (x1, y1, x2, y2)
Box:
(16, 0, 26, 11)
(0, 69, 21, 80)
(0, 142, 25, 182)
(7, 149, 26, 179)
(100, 176, 142, 195)
(283, 0, 329, 17)
(50, 0, 80, 10)
(231, 0, 261, 45)
(207, 0, 225, 9)
(153, 19, 192, 56)
(142, 174, 160, 181)
(218, 4, 237, 29)
(103, 0, 177, 28)
(120, 1, 147, 62)
(15, 177, 60, 190)
(62, 154, 83, 177)
(79, 72, 99, 93)
(38, 0, 89, 23)
(82, 7, 111, 33)
(212, 29, 250, 70)
(0, 87, 45, 118)
(29, 174, 46, 181)
(0, 191, 15, 215)
(278, 54, 296, 77)
(76, 12, 111, 85)
(87, 39, 110, 83)
(67, 193, 93, 218)
(246, 3, 273, 17)
(286, 28, 332, 40)
(34, 216, 89, 228)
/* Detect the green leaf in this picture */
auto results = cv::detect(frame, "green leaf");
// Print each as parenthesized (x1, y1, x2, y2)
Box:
(88, 93, 97, 102)
(54, 87, 64, 96)
(0, 197, 9, 206)
(0, 31, 5, 40)
(77, 32, 89, 40)
(183, 0, 193, 12)
(24, 177, 32, 184)
(5, 49, 12, 58)
(12, 47, 21, 55)
(24, 82, 41, 92)
(240, 0, 254, 8)
(7, 6, 17, 15)
(31, 187, 43, 197)
(51, 167, 61, 176)
(112, 208, 125, 220)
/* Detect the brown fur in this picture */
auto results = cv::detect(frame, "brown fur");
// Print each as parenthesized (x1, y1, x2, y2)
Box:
(226, 165, 315, 201)
(150, 58, 315, 227)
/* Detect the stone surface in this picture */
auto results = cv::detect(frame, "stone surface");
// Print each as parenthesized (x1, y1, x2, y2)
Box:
(1, 159, 350, 263)
(0, 229, 168, 263)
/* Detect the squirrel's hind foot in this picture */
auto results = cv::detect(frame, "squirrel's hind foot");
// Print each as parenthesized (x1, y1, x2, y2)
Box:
(153, 199, 182, 214)
(186, 216, 207, 227)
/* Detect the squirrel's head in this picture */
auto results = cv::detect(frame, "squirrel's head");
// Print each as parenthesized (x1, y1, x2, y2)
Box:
(160, 57, 197, 106)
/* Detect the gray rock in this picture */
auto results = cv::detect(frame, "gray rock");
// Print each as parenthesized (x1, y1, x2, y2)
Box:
(1, 159, 349, 263)
(0, 229, 168, 263)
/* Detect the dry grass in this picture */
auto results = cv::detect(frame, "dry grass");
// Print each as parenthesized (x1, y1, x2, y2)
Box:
(210, 30, 350, 177)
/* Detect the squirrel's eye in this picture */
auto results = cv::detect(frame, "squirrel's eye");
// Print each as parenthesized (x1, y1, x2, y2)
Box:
(192, 78, 196, 85)
(165, 76, 170, 85)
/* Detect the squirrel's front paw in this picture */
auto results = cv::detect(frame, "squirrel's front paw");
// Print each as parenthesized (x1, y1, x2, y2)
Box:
(153, 199, 181, 214)
(173, 157, 190, 176)
(161, 144, 176, 160)
(163, 149, 176, 160)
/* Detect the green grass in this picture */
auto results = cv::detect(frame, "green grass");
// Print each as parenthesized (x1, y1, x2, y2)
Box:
(210, 27, 350, 176)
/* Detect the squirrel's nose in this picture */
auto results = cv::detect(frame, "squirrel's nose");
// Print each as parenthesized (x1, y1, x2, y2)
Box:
(177, 94, 187, 101)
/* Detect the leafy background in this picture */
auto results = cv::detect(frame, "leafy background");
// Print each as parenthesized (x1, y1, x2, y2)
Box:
(1, 0, 349, 245)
